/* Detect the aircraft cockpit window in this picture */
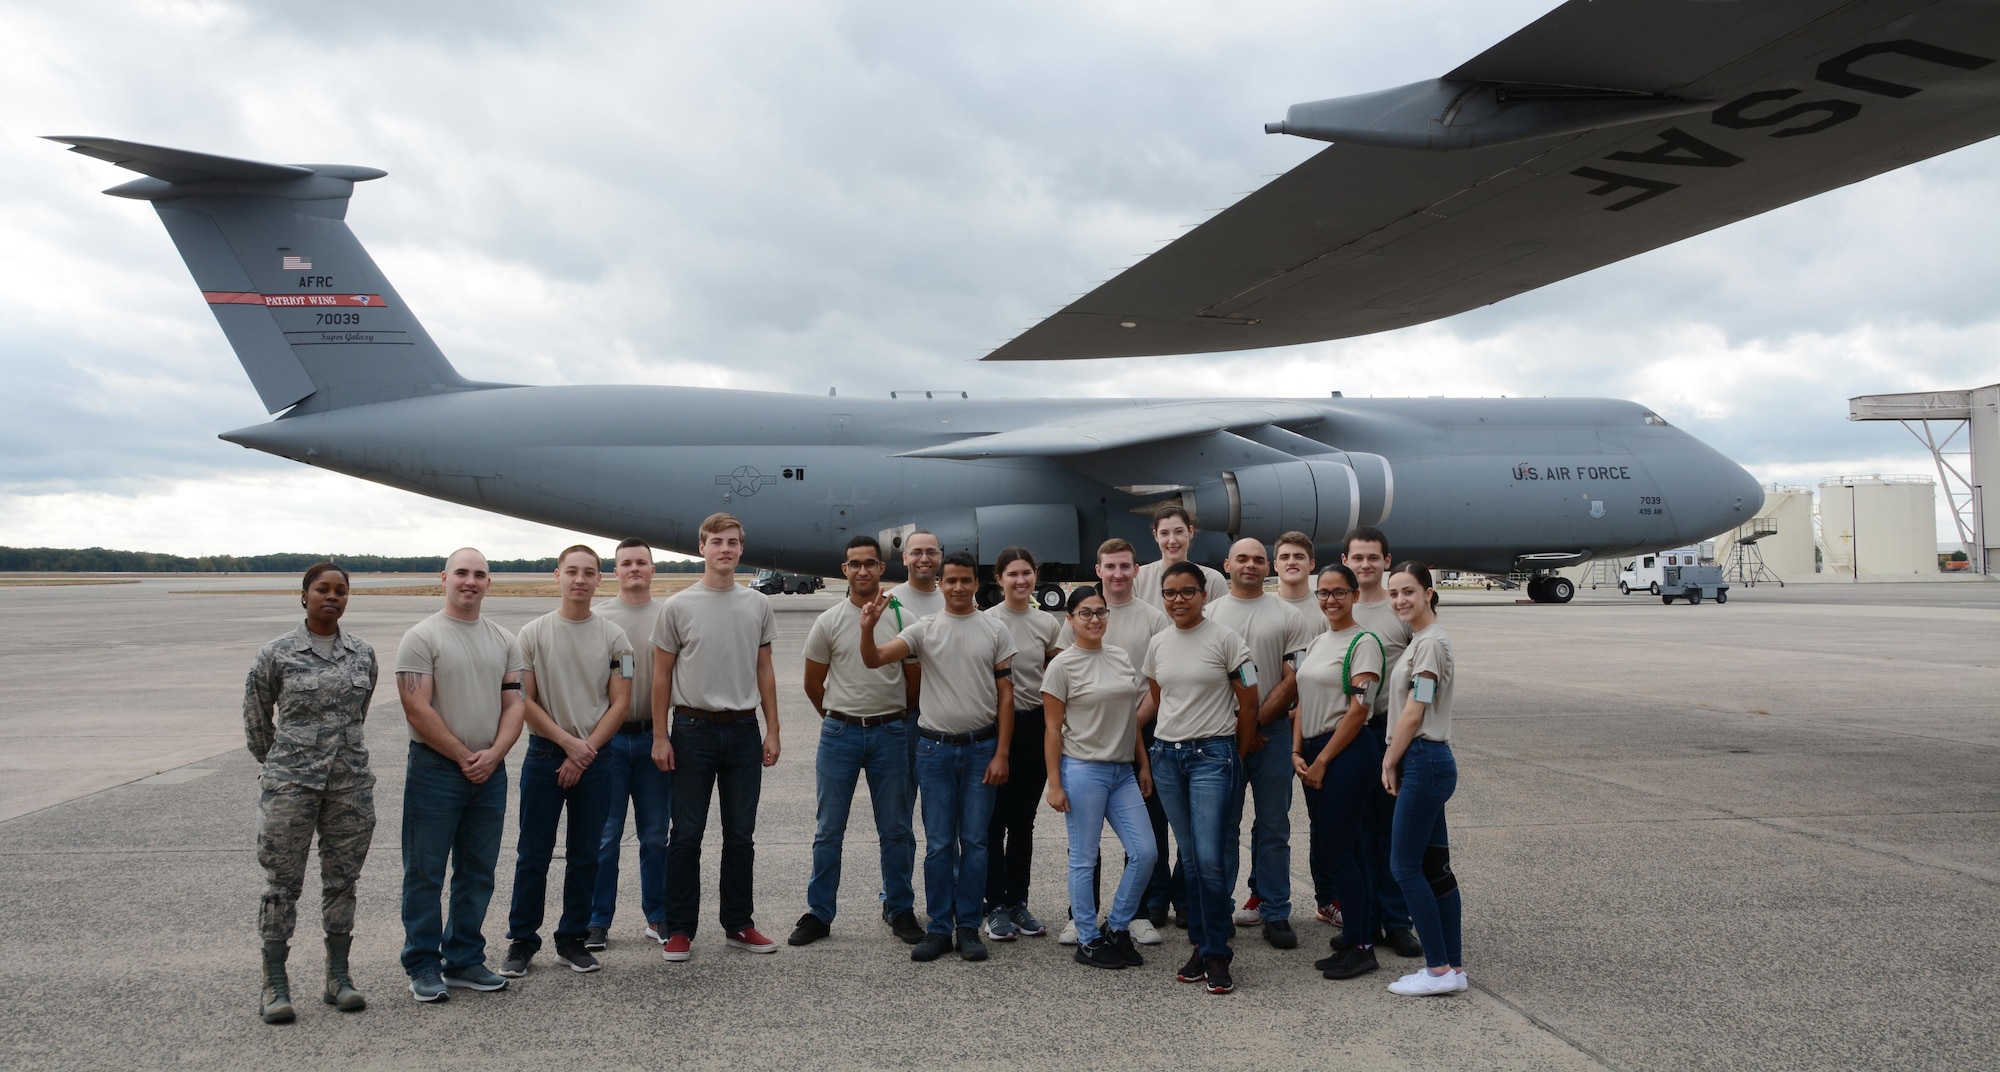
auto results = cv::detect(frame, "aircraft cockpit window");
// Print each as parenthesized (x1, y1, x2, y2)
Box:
(1642, 412, 1669, 426)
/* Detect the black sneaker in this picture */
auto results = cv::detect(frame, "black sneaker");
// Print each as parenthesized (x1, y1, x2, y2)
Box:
(1173, 908, 1191, 929)
(584, 926, 609, 952)
(788, 912, 830, 947)
(1147, 905, 1171, 929)
(910, 932, 952, 962)
(1320, 944, 1379, 980)
(497, 940, 534, 978)
(1203, 955, 1235, 994)
(554, 942, 601, 973)
(1106, 929, 1145, 968)
(1074, 937, 1126, 969)
(1313, 937, 1351, 972)
(1381, 927, 1424, 958)
(1175, 949, 1207, 984)
(955, 927, 988, 962)
(887, 909, 926, 945)
(1263, 919, 1299, 949)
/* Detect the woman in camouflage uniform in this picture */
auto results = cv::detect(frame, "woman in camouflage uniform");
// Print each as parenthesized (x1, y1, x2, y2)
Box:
(243, 562, 378, 1022)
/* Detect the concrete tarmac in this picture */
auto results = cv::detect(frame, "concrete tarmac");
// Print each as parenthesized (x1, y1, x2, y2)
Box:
(0, 577, 1994, 1070)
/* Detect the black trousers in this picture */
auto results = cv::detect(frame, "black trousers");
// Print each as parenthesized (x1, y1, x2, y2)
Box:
(985, 706, 1046, 909)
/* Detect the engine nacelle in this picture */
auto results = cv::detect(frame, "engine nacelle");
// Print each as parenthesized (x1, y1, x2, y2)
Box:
(1185, 459, 1360, 544)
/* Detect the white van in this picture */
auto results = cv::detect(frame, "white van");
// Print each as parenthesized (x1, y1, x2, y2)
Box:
(1619, 547, 1702, 595)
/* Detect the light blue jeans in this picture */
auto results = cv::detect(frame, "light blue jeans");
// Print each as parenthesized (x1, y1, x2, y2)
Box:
(808, 716, 915, 924)
(1060, 756, 1157, 945)
(589, 729, 672, 931)
(916, 735, 1000, 935)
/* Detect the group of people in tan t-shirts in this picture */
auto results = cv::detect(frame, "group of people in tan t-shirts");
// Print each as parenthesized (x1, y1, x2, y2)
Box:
(242, 506, 1467, 1020)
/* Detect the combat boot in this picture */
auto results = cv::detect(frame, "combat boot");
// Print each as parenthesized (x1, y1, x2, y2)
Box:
(259, 940, 296, 1023)
(323, 933, 366, 1012)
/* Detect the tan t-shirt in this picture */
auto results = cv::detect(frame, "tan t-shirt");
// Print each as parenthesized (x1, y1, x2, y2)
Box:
(898, 610, 1016, 734)
(1142, 619, 1251, 742)
(652, 582, 779, 712)
(1055, 597, 1171, 667)
(394, 612, 525, 752)
(1207, 593, 1313, 709)
(885, 583, 945, 623)
(803, 597, 907, 718)
(1387, 623, 1455, 742)
(1295, 626, 1386, 738)
(985, 604, 1061, 711)
(1043, 644, 1144, 763)
(1352, 597, 1413, 716)
(594, 597, 657, 724)
(1283, 592, 1331, 640)
(1134, 560, 1228, 613)
(519, 611, 634, 739)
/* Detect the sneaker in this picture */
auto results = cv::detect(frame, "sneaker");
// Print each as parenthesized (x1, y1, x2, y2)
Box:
(1173, 907, 1190, 929)
(1320, 945, 1378, 980)
(584, 926, 609, 952)
(1175, 949, 1207, 984)
(496, 941, 534, 978)
(1127, 917, 1162, 945)
(1380, 926, 1423, 958)
(1263, 919, 1299, 949)
(1009, 903, 1047, 937)
(1203, 955, 1235, 995)
(554, 942, 601, 973)
(910, 932, 951, 962)
(955, 927, 988, 962)
(645, 922, 667, 945)
(1147, 904, 1170, 929)
(787, 913, 830, 947)
(1056, 918, 1079, 945)
(1106, 929, 1145, 968)
(980, 907, 1018, 942)
(726, 927, 778, 954)
(440, 963, 508, 991)
(1454, 969, 1470, 992)
(887, 909, 926, 945)
(660, 934, 693, 962)
(1314, 902, 1342, 927)
(1074, 937, 1125, 969)
(1388, 968, 1461, 996)
(408, 969, 449, 1003)
(1232, 895, 1263, 926)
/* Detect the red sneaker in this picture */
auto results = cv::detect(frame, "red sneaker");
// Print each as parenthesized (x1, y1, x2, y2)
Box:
(726, 927, 778, 954)
(1232, 895, 1263, 926)
(661, 934, 693, 962)
(1315, 901, 1343, 927)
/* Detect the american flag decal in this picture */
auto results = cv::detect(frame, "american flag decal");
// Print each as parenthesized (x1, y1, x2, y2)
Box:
(281, 255, 312, 270)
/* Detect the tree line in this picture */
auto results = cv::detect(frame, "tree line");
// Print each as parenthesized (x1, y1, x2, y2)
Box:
(0, 546, 727, 574)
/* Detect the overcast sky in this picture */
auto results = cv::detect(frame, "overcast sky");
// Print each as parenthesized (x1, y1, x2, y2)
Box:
(3, 0, 1994, 560)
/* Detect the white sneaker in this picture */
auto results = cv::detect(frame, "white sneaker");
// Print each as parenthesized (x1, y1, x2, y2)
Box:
(1127, 917, 1162, 945)
(1388, 969, 1461, 996)
(1231, 895, 1262, 926)
(1057, 919, 1079, 945)
(1454, 969, 1470, 992)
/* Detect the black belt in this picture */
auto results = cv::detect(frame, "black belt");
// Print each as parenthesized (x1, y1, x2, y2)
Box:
(918, 724, 999, 745)
(616, 721, 651, 735)
(675, 706, 757, 723)
(825, 710, 906, 728)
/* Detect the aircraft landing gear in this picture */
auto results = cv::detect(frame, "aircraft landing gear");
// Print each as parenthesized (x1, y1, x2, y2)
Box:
(1034, 582, 1067, 612)
(1525, 576, 1575, 604)
(976, 582, 1003, 610)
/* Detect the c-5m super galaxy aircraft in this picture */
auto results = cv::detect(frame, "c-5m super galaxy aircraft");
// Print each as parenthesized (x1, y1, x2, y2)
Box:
(52, 1, 2000, 604)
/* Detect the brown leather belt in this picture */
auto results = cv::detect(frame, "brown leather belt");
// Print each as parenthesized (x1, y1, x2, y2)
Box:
(824, 710, 905, 728)
(675, 706, 757, 723)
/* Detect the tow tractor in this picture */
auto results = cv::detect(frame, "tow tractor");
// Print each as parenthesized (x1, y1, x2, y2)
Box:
(1658, 563, 1729, 604)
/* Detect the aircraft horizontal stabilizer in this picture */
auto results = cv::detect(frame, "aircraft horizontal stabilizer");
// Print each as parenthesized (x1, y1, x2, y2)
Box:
(46, 137, 384, 190)
(896, 400, 1324, 459)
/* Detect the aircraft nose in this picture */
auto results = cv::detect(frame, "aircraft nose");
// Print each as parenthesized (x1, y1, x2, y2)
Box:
(1665, 443, 1763, 544)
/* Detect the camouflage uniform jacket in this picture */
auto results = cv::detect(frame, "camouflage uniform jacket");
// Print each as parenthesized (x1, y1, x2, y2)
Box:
(243, 623, 379, 793)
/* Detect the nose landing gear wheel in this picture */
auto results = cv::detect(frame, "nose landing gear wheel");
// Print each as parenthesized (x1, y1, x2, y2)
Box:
(1034, 582, 1067, 612)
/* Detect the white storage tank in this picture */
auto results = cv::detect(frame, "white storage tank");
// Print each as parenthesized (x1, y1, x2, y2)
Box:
(1716, 485, 1815, 580)
(1818, 476, 1937, 577)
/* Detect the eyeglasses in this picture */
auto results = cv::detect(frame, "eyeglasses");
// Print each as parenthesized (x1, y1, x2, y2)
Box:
(843, 559, 883, 571)
(1071, 608, 1110, 620)
(905, 549, 940, 558)
(1316, 587, 1356, 599)
(1161, 587, 1203, 602)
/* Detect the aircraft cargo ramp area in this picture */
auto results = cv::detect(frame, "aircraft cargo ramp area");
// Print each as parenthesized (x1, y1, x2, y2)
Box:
(1, 579, 1996, 1071)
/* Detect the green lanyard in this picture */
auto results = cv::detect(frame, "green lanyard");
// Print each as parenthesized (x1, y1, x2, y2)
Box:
(887, 595, 905, 631)
(1342, 630, 1384, 701)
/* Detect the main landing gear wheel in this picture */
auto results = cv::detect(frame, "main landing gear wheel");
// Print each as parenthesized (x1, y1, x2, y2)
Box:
(1525, 577, 1547, 602)
(1547, 577, 1575, 604)
(976, 583, 1003, 610)
(1034, 582, 1067, 612)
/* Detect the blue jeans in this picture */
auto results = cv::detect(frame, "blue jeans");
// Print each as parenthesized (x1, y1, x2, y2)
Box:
(808, 716, 916, 923)
(1060, 756, 1156, 945)
(399, 742, 508, 976)
(915, 734, 999, 935)
(589, 730, 672, 931)
(1224, 715, 1294, 921)
(507, 736, 619, 951)
(1149, 735, 1239, 958)
(1300, 729, 1380, 949)
(664, 714, 764, 937)
(1389, 738, 1463, 970)
(1362, 720, 1413, 932)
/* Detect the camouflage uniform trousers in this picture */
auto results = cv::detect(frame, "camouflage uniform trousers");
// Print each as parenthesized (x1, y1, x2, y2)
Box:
(258, 784, 376, 942)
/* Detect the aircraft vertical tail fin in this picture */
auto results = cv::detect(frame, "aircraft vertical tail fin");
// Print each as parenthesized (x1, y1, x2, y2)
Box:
(48, 137, 492, 414)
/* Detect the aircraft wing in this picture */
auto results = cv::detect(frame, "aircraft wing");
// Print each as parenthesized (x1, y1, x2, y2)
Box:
(985, 0, 2000, 361)
(896, 400, 1324, 459)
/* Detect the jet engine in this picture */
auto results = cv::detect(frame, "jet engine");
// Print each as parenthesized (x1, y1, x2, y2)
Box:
(1182, 452, 1392, 543)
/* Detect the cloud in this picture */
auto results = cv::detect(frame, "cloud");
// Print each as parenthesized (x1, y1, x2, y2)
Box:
(3, 0, 1995, 555)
